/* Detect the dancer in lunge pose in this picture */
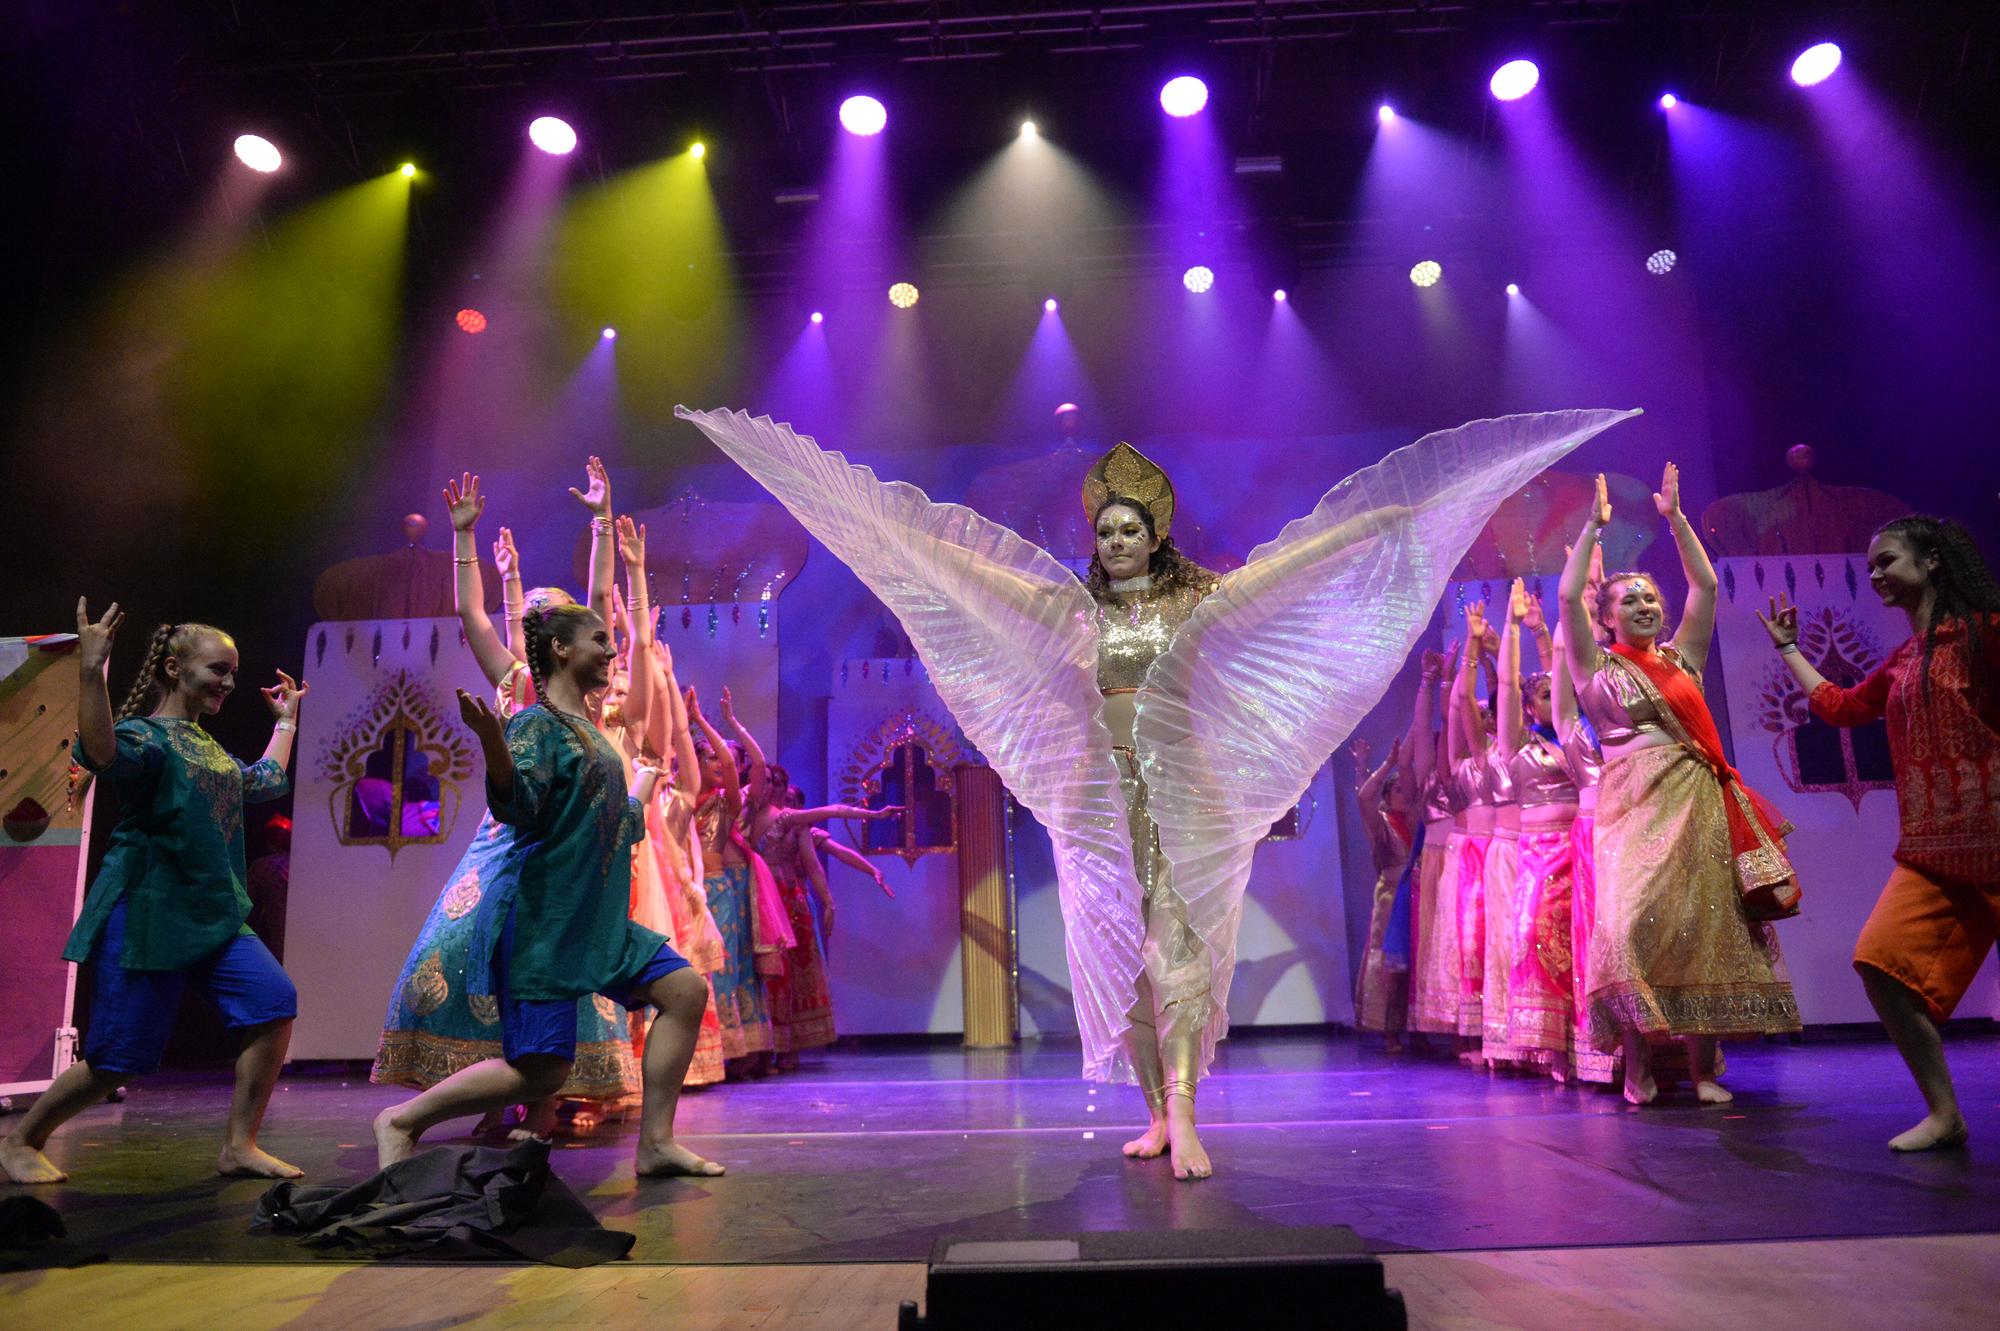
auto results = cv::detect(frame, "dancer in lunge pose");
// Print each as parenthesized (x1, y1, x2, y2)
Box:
(373, 602, 720, 1177)
(678, 403, 1639, 1178)
(1559, 468, 1801, 1107)
(1758, 516, 2000, 1151)
(3, 604, 306, 1184)
(372, 465, 639, 1135)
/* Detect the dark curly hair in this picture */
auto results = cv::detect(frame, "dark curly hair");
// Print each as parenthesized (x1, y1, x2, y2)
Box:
(1873, 515, 2000, 704)
(1082, 495, 1213, 602)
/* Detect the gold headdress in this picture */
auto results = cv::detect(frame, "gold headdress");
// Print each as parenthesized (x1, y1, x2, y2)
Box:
(1081, 442, 1176, 538)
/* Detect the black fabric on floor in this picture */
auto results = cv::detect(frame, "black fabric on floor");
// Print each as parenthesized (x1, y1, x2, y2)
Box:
(0, 1195, 107, 1271)
(251, 1139, 633, 1267)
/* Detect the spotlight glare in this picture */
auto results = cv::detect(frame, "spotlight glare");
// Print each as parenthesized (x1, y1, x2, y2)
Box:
(1489, 59, 1541, 102)
(1505, 282, 1520, 296)
(839, 95, 888, 136)
(1182, 265, 1215, 294)
(601, 327, 617, 340)
(1646, 248, 1679, 275)
(810, 311, 825, 325)
(1160, 76, 1210, 118)
(1273, 289, 1288, 302)
(455, 308, 488, 335)
(888, 282, 920, 309)
(1791, 42, 1843, 87)
(399, 162, 417, 178)
(1409, 260, 1442, 288)
(1658, 93, 1679, 109)
(233, 134, 281, 173)
(1021, 120, 1039, 139)
(1377, 104, 1396, 124)
(691, 142, 707, 160)
(528, 116, 577, 155)
(1044, 297, 1059, 313)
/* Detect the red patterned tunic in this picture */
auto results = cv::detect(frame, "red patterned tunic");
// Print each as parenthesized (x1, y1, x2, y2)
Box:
(1809, 616, 2000, 885)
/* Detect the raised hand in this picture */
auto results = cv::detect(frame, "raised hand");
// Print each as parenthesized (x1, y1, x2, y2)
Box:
(718, 684, 736, 721)
(1508, 578, 1531, 624)
(569, 456, 612, 518)
(1754, 594, 1801, 649)
(443, 472, 485, 532)
(457, 688, 504, 744)
(261, 669, 308, 722)
(1591, 473, 1612, 528)
(1653, 462, 1682, 521)
(1350, 737, 1373, 771)
(610, 585, 630, 646)
(75, 598, 123, 674)
(1443, 639, 1463, 677)
(615, 514, 647, 567)
(682, 683, 699, 716)
(1464, 600, 1489, 645)
(1419, 649, 1445, 683)
(492, 526, 519, 580)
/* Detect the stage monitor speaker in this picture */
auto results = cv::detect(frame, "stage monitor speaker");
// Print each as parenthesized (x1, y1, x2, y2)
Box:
(896, 1224, 1405, 1329)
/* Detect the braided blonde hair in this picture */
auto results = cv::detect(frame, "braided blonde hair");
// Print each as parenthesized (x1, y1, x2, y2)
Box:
(116, 622, 227, 721)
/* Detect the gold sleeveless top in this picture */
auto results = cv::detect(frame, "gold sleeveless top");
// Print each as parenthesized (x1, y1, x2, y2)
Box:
(1092, 568, 1220, 693)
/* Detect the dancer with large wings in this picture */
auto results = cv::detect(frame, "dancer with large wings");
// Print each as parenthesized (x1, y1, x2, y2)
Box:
(676, 405, 1640, 1178)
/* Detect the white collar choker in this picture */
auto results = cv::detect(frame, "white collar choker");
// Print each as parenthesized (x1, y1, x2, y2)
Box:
(1109, 574, 1154, 593)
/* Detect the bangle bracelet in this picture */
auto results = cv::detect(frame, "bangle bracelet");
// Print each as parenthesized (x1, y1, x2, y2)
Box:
(274, 720, 298, 733)
(1778, 644, 1802, 656)
(591, 517, 612, 532)
(454, 555, 479, 566)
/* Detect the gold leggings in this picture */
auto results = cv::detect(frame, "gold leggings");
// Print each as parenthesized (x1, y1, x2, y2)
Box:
(1114, 748, 1213, 1107)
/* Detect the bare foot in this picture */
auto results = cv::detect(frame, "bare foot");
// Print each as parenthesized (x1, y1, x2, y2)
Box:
(1166, 1102, 1212, 1181)
(1122, 1116, 1169, 1160)
(1694, 1080, 1734, 1105)
(472, 1109, 508, 1137)
(217, 1144, 304, 1179)
(507, 1098, 561, 1142)
(1889, 1112, 1969, 1153)
(373, 1107, 420, 1170)
(636, 1140, 725, 1177)
(0, 1139, 68, 1185)
(1622, 1075, 1658, 1107)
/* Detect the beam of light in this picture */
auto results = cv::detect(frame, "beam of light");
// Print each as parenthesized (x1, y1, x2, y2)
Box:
(552, 147, 740, 419)
(1182, 265, 1215, 293)
(1505, 282, 1520, 296)
(399, 162, 417, 178)
(1044, 297, 1058, 312)
(1160, 76, 1209, 118)
(601, 327, 617, 340)
(810, 310, 825, 324)
(1659, 93, 1678, 110)
(455, 308, 487, 333)
(1273, 288, 1288, 302)
(1490, 60, 1540, 102)
(1791, 43, 1843, 87)
(1410, 260, 1442, 287)
(888, 282, 919, 309)
(1021, 121, 1039, 139)
(234, 134, 281, 172)
(528, 116, 577, 155)
(1377, 104, 1396, 124)
(690, 142, 707, 160)
(1646, 249, 1678, 275)
(839, 95, 887, 136)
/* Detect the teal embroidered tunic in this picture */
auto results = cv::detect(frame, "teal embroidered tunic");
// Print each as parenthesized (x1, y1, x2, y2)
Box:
(465, 706, 664, 1002)
(63, 718, 290, 972)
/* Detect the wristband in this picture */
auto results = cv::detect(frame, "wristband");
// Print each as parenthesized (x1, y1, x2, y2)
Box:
(1777, 644, 1801, 657)
(453, 555, 479, 566)
(274, 720, 298, 733)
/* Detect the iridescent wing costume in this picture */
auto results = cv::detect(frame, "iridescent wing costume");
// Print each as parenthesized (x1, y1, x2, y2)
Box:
(675, 406, 1641, 1082)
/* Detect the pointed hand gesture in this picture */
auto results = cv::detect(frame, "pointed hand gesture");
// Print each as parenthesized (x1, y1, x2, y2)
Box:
(570, 456, 612, 518)
(262, 669, 308, 722)
(1653, 462, 1683, 521)
(1754, 594, 1801, 649)
(75, 598, 123, 674)
(443, 473, 485, 532)
(457, 688, 504, 745)
(492, 526, 519, 580)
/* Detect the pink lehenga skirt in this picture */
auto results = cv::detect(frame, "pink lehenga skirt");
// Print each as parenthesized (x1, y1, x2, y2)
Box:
(1453, 830, 1493, 1042)
(1408, 820, 1460, 1036)
(1480, 828, 1525, 1064)
(1506, 822, 1577, 1072)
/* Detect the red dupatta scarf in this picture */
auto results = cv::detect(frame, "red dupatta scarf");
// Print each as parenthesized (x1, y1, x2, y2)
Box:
(1606, 643, 1802, 920)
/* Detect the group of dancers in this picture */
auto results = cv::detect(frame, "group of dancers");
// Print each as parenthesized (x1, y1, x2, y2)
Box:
(4, 403, 1994, 1191)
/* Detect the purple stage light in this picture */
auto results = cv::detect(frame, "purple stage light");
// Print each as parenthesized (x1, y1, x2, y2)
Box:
(1489, 60, 1540, 102)
(810, 311, 825, 325)
(888, 282, 919, 309)
(528, 116, 577, 155)
(1182, 265, 1215, 294)
(233, 134, 281, 173)
(601, 327, 617, 340)
(1791, 43, 1843, 87)
(1377, 104, 1396, 124)
(1646, 249, 1678, 275)
(839, 95, 887, 136)
(1659, 93, 1679, 109)
(1273, 289, 1288, 302)
(1505, 283, 1520, 296)
(1044, 297, 1059, 312)
(1409, 260, 1442, 288)
(1160, 76, 1209, 118)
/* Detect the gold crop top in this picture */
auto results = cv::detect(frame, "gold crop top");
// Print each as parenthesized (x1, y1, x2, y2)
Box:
(1450, 753, 1513, 810)
(1093, 568, 1221, 693)
(1560, 719, 1603, 791)
(1420, 767, 1455, 823)
(1507, 735, 1579, 807)
(1576, 645, 1696, 746)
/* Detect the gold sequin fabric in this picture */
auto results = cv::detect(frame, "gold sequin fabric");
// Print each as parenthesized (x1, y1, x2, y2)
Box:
(1408, 830, 1462, 1034)
(1092, 572, 1219, 692)
(1586, 744, 1801, 1050)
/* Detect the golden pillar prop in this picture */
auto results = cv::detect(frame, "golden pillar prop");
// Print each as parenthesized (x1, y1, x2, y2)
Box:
(952, 765, 1016, 1047)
